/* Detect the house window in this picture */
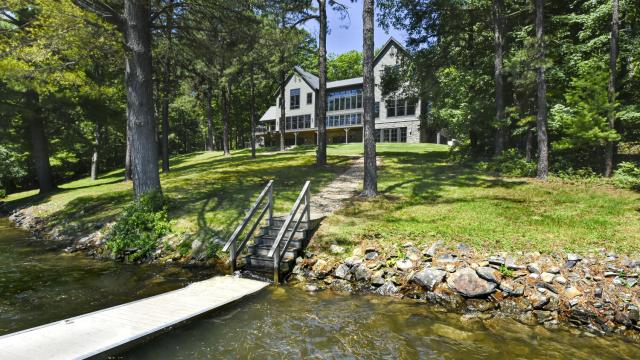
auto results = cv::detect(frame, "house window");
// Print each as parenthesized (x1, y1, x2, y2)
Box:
(290, 88, 300, 110)
(285, 114, 311, 130)
(375, 127, 407, 142)
(327, 88, 363, 112)
(386, 98, 417, 118)
(307, 92, 313, 104)
(327, 112, 363, 128)
(374, 102, 379, 118)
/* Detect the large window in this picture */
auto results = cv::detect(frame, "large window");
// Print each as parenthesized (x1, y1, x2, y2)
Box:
(328, 88, 363, 112)
(285, 114, 311, 130)
(290, 88, 300, 110)
(327, 113, 362, 128)
(375, 127, 407, 142)
(385, 98, 416, 117)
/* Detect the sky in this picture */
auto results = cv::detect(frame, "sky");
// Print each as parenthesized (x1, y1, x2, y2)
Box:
(303, 3, 407, 55)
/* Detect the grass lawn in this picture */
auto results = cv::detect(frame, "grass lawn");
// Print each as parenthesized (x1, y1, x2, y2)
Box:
(314, 143, 640, 255)
(5, 143, 640, 255)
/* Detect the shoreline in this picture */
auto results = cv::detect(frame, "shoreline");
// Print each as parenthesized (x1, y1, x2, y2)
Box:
(5, 205, 640, 340)
(289, 241, 640, 340)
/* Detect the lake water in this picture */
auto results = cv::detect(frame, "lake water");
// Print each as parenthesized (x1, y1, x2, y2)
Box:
(1, 218, 639, 359)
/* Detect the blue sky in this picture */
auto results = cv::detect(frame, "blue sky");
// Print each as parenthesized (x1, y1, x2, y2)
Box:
(302, 3, 406, 55)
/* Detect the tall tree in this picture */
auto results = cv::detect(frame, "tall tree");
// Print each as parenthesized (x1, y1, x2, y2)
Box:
(316, 0, 328, 165)
(535, 0, 548, 179)
(492, 0, 506, 156)
(605, 0, 620, 177)
(159, 0, 175, 173)
(362, 0, 377, 196)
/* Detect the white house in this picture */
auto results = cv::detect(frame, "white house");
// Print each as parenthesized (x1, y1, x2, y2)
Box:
(257, 37, 441, 146)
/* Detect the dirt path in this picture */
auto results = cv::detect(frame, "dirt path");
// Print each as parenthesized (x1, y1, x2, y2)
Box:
(310, 157, 366, 219)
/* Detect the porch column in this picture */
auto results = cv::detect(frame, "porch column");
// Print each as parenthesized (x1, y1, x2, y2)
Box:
(294, 132, 298, 146)
(344, 128, 349, 144)
(315, 131, 319, 145)
(436, 132, 441, 144)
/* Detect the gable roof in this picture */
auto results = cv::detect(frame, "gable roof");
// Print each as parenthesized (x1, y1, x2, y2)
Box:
(373, 36, 410, 68)
(260, 105, 277, 122)
(327, 77, 363, 89)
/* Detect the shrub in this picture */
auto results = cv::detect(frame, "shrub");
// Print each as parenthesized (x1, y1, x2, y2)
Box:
(554, 167, 600, 182)
(613, 162, 640, 190)
(0, 188, 5, 199)
(486, 149, 537, 177)
(106, 191, 171, 262)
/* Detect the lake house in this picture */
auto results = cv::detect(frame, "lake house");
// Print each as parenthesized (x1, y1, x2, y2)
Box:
(257, 37, 445, 146)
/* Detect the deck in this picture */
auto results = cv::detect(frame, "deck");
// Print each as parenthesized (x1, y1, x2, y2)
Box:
(0, 276, 269, 359)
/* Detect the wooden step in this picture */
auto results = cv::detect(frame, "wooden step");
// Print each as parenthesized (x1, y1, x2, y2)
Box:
(256, 234, 304, 248)
(244, 255, 295, 272)
(260, 227, 307, 240)
(269, 216, 321, 230)
(247, 244, 300, 258)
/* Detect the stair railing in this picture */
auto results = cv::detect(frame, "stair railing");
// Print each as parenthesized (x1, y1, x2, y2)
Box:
(223, 180, 274, 272)
(268, 181, 311, 283)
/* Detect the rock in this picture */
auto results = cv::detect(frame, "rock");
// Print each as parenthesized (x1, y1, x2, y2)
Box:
(476, 266, 502, 284)
(530, 292, 550, 309)
(375, 281, 398, 296)
(626, 278, 638, 288)
(456, 243, 472, 252)
(344, 256, 362, 267)
(396, 259, 413, 271)
(554, 275, 567, 285)
(304, 284, 322, 292)
(499, 281, 524, 297)
(536, 282, 558, 294)
(312, 259, 333, 278)
(547, 267, 561, 274)
(371, 270, 385, 286)
(505, 257, 525, 270)
(334, 264, 351, 279)
(628, 305, 639, 323)
(567, 253, 581, 261)
(412, 268, 447, 291)
(447, 267, 497, 298)
(405, 246, 422, 262)
(424, 240, 443, 257)
(488, 255, 505, 266)
(436, 254, 457, 263)
(353, 264, 371, 282)
(527, 263, 541, 274)
(540, 272, 555, 283)
(364, 251, 378, 261)
(445, 264, 456, 273)
(329, 244, 345, 254)
(529, 273, 540, 280)
(564, 286, 582, 299)
(604, 271, 617, 277)
(594, 287, 603, 298)
(330, 279, 353, 293)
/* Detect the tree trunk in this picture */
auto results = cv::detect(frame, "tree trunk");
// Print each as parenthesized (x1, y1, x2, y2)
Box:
(525, 127, 533, 162)
(205, 86, 215, 151)
(535, 0, 549, 179)
(316, 0, 328, 166)
(362, 0, 377, 197)
(91, 121, 100, 180)
(492, 0, 506, 156)
(250, 69, 257, 158)
(222, 82, 231, 156)
(160, 0, 174, 174)
(125, 119, 132, 181)
(279, 67, 286, 151)
(25, 91, 55, 193)
(605, 0, 619, 177)
(124, 0, 161, 198)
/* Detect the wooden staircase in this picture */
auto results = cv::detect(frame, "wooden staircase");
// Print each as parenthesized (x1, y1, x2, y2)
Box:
(223, 181, 319, 283)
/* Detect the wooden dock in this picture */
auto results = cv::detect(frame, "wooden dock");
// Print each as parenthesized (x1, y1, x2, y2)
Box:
(0, 276, 269, 359)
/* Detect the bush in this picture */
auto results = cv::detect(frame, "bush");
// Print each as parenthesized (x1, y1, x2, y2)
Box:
(613, 162, 640, 190)
(106, 191, 171, 262)
(0, 188, 5, 199)
(485, 149, 537, 177)
(554, 167, 600, 182)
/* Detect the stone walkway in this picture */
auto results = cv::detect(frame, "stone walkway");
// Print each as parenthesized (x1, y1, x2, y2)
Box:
(309, 157, 366, 219)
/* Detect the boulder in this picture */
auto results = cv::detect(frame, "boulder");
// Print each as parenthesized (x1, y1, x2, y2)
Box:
(375, 281, 399, 296)
(396, 259, 413, 271)
(334, 263, 351, 279)
(540, 272, 555, 283)
(312, 259, 333, 278)
(446, 267, 497, 298)
(475, 266, 502, 284)
(527, 263, 541, 274)
(412, 268, 447, 291)
(424, 240, 443, 257)
(353, 264, 371, 282)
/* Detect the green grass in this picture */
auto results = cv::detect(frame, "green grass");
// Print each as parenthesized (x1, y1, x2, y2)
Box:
(313, 143, 640, 255)
(6, 143, 640, 256)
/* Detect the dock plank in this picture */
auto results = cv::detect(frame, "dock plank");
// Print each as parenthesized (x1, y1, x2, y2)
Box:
(0, 276, 268, 360)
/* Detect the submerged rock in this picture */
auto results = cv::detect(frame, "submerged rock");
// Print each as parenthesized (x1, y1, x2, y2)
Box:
(375, 281, 398, 296)
(447, 267, 497, 298)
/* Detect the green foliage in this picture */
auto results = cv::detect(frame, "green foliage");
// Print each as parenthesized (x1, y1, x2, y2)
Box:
(499, 265, 513, 278)
(106, 192, 171, 262)
(553, 167, 601, 182)
(613, 162, 640, 190)
(0, 189, 6, 199)
(327, 50, 362, 81)
(480, 149, 537, 177)
(0, 146, 27, 191)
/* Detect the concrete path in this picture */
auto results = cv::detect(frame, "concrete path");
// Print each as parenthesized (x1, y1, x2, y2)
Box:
(0, 276, 268, 360)
(310, 157, 369, 219)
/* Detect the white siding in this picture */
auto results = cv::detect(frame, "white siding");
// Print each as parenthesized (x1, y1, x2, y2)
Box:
(275, 74, 315, 131)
